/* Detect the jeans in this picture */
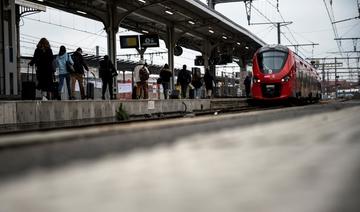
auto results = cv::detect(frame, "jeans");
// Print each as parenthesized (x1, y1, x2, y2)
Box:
(71, 73, 85, 99)
(180, 84, 188, 99)
(162, 82, 170, 99)
(58, 73, 71, 99)
(195, 88, 201, 99)
(136, 81, 149, 99)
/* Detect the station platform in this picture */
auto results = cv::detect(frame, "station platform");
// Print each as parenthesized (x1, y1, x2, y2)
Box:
(0, 98, 248, 134)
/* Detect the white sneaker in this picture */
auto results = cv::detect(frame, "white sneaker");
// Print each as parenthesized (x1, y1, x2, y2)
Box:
(42, 96, 48, 101)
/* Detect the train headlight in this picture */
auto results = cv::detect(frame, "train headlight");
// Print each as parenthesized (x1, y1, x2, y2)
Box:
(253, 77, 261, 83)
(281, 75, 291, 82)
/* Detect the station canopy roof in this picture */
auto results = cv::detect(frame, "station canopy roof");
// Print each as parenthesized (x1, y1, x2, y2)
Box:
(24, 0, 266, 61)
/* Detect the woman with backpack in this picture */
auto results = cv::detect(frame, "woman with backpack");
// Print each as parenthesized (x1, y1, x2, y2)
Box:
(133, 60, 150, 99)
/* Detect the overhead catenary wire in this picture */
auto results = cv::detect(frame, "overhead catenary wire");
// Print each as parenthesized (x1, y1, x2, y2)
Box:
(251, 2, 308, 58)
(323, 0, 344, 55)
(266, 0, 317, 57)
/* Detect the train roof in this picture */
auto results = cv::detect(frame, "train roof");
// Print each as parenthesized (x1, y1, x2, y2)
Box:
(258, 45, 289, 53)
(256, 45, 320, 76)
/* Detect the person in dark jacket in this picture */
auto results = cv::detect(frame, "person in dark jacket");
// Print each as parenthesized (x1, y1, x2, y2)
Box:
(71, 47, 89, 99)
(203, 68, 215, 98)
(176, 65, 192, 98)
(159, 63, 172, 99)
(244, 74, 252, 98)
(29, 37, 55, 101)
(191, 70, 203, 99)
(99, 55, 117, 100)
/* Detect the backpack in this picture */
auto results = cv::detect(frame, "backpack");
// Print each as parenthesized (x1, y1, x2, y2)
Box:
(178, 70, 190, 84)
(139, 66, 149, 81)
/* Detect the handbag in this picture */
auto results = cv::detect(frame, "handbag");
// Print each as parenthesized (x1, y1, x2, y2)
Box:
(66, 54, 75, 73)
(112, 71, 118, 77)
(156, 77, 162, 84)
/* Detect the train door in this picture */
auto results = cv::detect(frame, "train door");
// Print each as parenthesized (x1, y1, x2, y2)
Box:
(294, 62, 300, 97)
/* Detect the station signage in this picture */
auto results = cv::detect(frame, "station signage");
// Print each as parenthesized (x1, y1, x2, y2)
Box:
(120, 34, 159, 49)
(140, 34, 160, 48)
(120, 35, 139, 49)
(195, 54, 233, 66)
(174, 45, 183, 56)
(194, 56, 204, 66)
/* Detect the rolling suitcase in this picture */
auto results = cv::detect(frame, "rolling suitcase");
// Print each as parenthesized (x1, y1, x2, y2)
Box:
(86, 82, 94, 99)
(21, 65, 36, 100)
(189, 89, 195, 99)
(52, 80, 60, 100)
(170, 89, 180, 99)
(86, 71, 94, 99)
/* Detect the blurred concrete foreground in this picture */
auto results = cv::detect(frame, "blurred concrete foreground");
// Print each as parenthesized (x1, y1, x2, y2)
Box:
(0, 105, 359, 212)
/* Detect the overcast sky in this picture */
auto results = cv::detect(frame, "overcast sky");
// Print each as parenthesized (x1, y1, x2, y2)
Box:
(210, 0, 359, 58)
(20, 0, 359, 70)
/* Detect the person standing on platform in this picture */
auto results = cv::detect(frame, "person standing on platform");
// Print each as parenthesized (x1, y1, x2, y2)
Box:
(159, 63, 172, 99)
(99, 55, 117, 100)
(55, 45, 73, 100)
(192, 70, 203, 99)
(203, 68, 215, 98)
(177, 65, 192, 99)
(244, 74, 252, 98)
(29, 37, 55, 101)
(133, 60, 150, 99)
(71, 48, 89, 100)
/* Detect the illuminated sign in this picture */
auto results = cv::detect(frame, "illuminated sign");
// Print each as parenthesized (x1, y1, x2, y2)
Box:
(140, 34, 160, 48)
(120, 35, 139, 49)
(120, 34, 159, 49)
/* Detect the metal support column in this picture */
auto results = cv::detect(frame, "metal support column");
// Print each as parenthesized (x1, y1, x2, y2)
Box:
(277, 22, 281, 44)
(335, 57, 338, 98)
(105, 2, 119, 99)
(0, 0, 17, 97)
(235, 57, 247, 96)
(201, 41, 217, 95)
(208, 0, 215, 9)
(167, 25, 175, 89)
(322, 63, 325, 96)
(0, 0, 5, 95)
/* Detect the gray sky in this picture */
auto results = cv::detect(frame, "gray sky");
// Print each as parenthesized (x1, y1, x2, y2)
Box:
(20, 0, 359, 70)
(210, 0, 359, 58)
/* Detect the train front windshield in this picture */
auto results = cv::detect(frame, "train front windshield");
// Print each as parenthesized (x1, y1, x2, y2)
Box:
(257, 50, 288, 74)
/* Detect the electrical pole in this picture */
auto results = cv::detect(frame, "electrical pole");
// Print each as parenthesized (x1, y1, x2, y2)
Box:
(335, 57, 338, 98)
(251, 21, 292, 44)
(277, 23, 281, 44)
(334, 37, 360, 52)
(307, 57, 360, 97)
(322, 63, 325, 96)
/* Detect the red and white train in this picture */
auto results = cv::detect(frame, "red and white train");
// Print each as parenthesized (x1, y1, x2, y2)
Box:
(251, 45, 321, 102)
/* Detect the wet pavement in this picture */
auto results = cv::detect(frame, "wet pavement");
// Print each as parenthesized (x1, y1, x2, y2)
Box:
(0, 101, 359, 212)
